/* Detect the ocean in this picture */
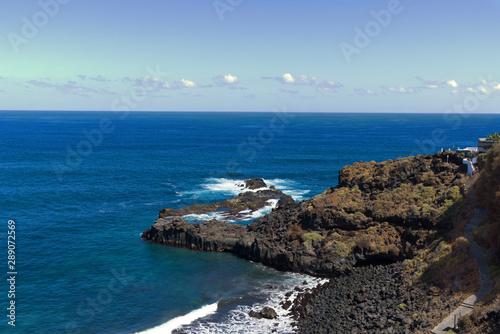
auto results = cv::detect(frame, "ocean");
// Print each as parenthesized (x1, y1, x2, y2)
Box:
(0, 111, 498, 334)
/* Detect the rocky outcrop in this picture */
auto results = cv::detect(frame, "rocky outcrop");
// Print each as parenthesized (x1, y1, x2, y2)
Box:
(158, 178, 288, 220)
(143, 152, 469, 276)
(142, 218, 245, 252)
(243, 178, 268, 190)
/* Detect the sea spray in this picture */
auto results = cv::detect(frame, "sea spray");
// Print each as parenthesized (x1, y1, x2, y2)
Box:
(178, 272, 328, 334)
(136, 302, 218, 334)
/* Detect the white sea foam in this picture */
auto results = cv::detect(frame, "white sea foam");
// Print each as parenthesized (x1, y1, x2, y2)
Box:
(179, 270, 329, 334)
(264, 178, 310, 201)
(135, 302, 218, 334)
(245, 198, 278, 220)
(177, 178, 309, 224)
(182, 198, 278, 224)
(199, 178, 310, 201)
(200, 178, 248, 195)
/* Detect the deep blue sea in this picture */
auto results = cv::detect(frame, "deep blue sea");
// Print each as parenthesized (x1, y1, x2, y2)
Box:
(0, 111, 498, 334)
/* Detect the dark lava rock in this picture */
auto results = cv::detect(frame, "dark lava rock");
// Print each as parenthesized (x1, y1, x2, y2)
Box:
(292, 263, 455, 334)
(260, 307, 278, 319)
(142, 218, 245, 252)
(244, 178, 267, 189)
(248, 310, 263, 319)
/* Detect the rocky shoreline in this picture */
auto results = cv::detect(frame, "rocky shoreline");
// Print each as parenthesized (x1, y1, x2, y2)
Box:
(142, 151, 480, 333)
(291, 264, 458, 334)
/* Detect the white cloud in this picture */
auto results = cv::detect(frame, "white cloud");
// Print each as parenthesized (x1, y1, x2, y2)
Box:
(136, 77, 172, 90)
(449, 78, 500, 97)
(390, 87, 406, 93)
(353, 88, 377, 96)
(422, 80, 445, 89)
(282, 73, 295, 84)
(316, 80, 343, 93)
(28, 80, 56, 88)
(414, 77, 447, 89)
(27, 79, 103, 97)
(447, 80, 458, 88)
(297, 75, 317, 85)
(277, 73, 318, 85)
(382, 86, 418, 94)
(180, 79, 197, 88)
(57, 82, 99, 96)
(223, 74, 238, 84)
(273, 73, 342, 93)
(90, 75, 109, 82)
(213, 74, 239, 86)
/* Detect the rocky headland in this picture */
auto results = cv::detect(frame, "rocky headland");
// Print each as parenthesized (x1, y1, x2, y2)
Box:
(144, 152, 468, 274)
(143, 151, 485, 333)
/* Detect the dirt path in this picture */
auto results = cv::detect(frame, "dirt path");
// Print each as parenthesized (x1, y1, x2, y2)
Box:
(431, 187, 494, 333)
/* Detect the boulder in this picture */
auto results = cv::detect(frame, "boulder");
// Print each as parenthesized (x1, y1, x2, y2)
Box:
(248, 310, 263, 319)
(260, 307, 278, 319)
(244, 178, 267, 189)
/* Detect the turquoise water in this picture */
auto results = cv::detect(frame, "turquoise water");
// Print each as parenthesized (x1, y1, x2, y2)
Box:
(0, 111, 498, 333)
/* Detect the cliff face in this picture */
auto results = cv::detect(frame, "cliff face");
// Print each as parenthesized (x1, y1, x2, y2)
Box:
(142, 151, 469, 276)
(142, 218, 246, 252)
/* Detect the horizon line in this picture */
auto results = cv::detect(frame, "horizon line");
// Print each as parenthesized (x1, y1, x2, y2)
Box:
(1, 110, 499, 115)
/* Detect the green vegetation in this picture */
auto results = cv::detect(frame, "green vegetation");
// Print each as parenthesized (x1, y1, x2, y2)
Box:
(487, 132, 500, 141)
(447, 186, 462, 201)
(302, 232, 324, 245)
(457, 141, 500, 334)
(397, 303, 407, 309)
(325, 240, 354, 257)
(475, 142, 500, 291)
(419, 238, 472, 288)
(457, 314, 473, 332)
(489, 265, 500, 279)
(332, 240, 353, 257)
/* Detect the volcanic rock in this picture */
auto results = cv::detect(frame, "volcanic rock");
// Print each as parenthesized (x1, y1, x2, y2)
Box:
(260, 307, 278, 319)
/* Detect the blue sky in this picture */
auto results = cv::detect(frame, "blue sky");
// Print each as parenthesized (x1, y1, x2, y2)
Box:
(1, 0, 500, 112)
